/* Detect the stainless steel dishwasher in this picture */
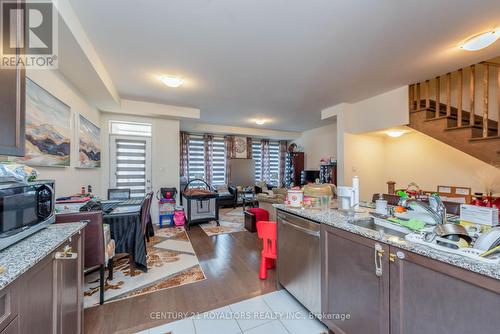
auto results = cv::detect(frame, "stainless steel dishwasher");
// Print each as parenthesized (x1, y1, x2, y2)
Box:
(277, 210, 321, 315)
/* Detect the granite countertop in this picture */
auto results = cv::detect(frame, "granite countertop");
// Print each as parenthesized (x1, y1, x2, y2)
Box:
(274, 204, 500, 280)
(0, 222, 86, 290)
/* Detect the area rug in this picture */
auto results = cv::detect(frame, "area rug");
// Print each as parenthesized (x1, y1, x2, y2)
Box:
(199, 208, 246, 236)
(83, 226, 206, 308)
(224, 207, 245, 217)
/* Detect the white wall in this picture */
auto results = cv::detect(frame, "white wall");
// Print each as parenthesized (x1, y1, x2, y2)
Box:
(100, 113, 180, 224)
(343, 133, 385, 201)
(293, 122, 337, 170)
(25, 69, 102, 198)
(181, 121, 300, 140)
(383, 131, 500, 195)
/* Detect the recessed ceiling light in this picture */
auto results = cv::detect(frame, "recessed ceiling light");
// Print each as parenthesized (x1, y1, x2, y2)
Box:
(159, 75, 184, 88)
(255, 119, 266, 125)
(386, 130, 405, 138)
(460, 30, 500, 51)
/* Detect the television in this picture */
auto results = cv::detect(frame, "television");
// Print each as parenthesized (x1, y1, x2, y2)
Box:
(301, 170, 320, 185)
(229, 159, 255, 186)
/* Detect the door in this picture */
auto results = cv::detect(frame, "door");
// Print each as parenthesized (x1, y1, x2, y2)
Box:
(110, 135, 152, 198)
(389, 246, 500, 334)
(277, 211, 321, 315)
(321, 225, 390, 334)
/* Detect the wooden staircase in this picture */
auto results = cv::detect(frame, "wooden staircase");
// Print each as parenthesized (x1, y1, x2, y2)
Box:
(408, 62, 500, 166)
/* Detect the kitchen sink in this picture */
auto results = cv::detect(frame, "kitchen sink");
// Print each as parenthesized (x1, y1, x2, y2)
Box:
(347, 217, 407, 239)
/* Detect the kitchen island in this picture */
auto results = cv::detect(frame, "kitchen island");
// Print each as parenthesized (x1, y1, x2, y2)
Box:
(0, 222, 85, 334)
(274, 204, 500, 334)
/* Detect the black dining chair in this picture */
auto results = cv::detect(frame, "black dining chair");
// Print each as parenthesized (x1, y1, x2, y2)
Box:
(108, 188, 131, 200)
(140, 192, 154, 242)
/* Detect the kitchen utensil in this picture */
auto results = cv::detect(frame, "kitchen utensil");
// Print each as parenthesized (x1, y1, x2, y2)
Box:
(375, 194, 388, 215)
(473, 227, 500, 251)
(337, 186, 354, 210)
(436, 235, 470, 249)
(434, 223, 472, 243)
(479, 245, 500, 258)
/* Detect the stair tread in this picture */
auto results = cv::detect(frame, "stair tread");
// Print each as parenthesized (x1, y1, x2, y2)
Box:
(469, 135, 500, 142)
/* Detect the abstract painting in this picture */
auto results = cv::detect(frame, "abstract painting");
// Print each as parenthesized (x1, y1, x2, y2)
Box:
(78, 115, 101, 168)
(12, 79, 71, 167)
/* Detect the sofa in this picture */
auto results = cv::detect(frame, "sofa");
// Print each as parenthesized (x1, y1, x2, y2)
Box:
(215, 185, 238, 208)
(256, 186, 287, 221)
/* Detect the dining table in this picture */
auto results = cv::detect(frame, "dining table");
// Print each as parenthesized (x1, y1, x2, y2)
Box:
(101, 198, 154, 272)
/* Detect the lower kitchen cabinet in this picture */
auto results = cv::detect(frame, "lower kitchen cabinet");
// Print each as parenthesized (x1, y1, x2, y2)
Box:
(321, 224, 500, 334)
(389, 247, 500, 334)
(321, 225, 390, 334)
(0, 232, 83, 334)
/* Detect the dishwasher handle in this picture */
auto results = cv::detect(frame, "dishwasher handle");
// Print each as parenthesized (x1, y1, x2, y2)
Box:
(280, 218, 320, 237)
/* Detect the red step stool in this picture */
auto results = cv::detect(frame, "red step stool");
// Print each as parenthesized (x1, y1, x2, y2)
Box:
(256, 220, 277, 280)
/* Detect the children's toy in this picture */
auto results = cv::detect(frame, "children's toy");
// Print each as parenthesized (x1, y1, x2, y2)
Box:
(158, 187, 177, 228)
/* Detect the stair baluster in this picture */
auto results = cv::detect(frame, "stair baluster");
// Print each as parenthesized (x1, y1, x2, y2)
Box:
(457, 69, 463, 127)
(425, 80, 430, 109)
(435, 76, 440, 118)
(446, 73, 451, 117)
(483, 64, 489, 138)
(470, 65, 475, 125)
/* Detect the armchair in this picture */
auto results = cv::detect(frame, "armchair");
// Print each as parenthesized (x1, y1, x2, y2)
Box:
(216, 185, 238, 208)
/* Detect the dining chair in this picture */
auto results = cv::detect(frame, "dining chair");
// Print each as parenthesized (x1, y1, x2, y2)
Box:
(55, 211, 115, 305)
(108, 188, 131, 200)
(140, 192, 154, 242)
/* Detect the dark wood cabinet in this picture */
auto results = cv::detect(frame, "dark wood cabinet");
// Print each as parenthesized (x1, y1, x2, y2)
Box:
(321, 225, 390, 334)
(0, 0, 25, 157)
(1, 232, 83, 334)
(321, 223, 500, 334)
(285, 152, 304, 187)
(389, 246, 500, 334)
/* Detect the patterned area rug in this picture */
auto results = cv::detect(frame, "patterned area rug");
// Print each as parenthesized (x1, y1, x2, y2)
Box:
(199, 208, 246, 236)
(83, 226, 205, 308)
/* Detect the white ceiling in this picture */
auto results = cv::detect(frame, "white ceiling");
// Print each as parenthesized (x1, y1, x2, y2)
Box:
(68, 0, 500, 131)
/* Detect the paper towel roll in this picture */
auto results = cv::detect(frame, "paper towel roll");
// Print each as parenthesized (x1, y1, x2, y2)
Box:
(352, 176, 359, 209)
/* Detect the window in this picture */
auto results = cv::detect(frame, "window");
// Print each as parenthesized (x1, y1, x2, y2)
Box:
(188, 135, 205, 182)
(269, 141, 280, 186)
(187, 135, 226, 186)
(252, 140, 280, 185)
(252, 141, 262, 182)
(212, 136, 226, 186)
(110, 121, 152, 137)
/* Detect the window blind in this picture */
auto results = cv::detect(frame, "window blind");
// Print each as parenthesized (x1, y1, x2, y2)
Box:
(212, 136, 226, 186)
(115, 138, 147, 198)
(252, 142, 262, 182)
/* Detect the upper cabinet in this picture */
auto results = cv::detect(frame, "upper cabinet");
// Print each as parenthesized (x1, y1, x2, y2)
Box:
(0, 0, 25, 157)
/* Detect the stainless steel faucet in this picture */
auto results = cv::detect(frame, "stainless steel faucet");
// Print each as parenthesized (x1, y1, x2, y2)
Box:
(398, 194, 447, 225)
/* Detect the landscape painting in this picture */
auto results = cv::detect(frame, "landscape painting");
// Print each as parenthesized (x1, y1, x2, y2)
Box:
(78, 115, 101, 168)
(12, 79, 71, 167)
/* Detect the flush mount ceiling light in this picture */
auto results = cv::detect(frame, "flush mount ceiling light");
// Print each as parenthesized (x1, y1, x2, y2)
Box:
(159, 75, 184, 88)
(386, 130, 405, 138)
(460, 30, 500, 51)
(255, 119, 266, 125)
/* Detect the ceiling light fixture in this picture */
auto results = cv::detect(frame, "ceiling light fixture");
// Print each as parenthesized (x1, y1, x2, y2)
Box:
(386, 130, 405, 138)
(460, 29, 500, 51)
(159, 75, 184, 88)
(255, 119, 266, 125)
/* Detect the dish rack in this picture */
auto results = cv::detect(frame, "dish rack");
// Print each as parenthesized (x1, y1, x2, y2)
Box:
(405, 233, 500, 264)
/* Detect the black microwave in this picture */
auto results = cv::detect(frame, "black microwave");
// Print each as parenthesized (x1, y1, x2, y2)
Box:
(0, 180, 55, 250)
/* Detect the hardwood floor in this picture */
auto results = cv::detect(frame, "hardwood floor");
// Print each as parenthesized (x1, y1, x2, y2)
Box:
(84, 226, 276, 334)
